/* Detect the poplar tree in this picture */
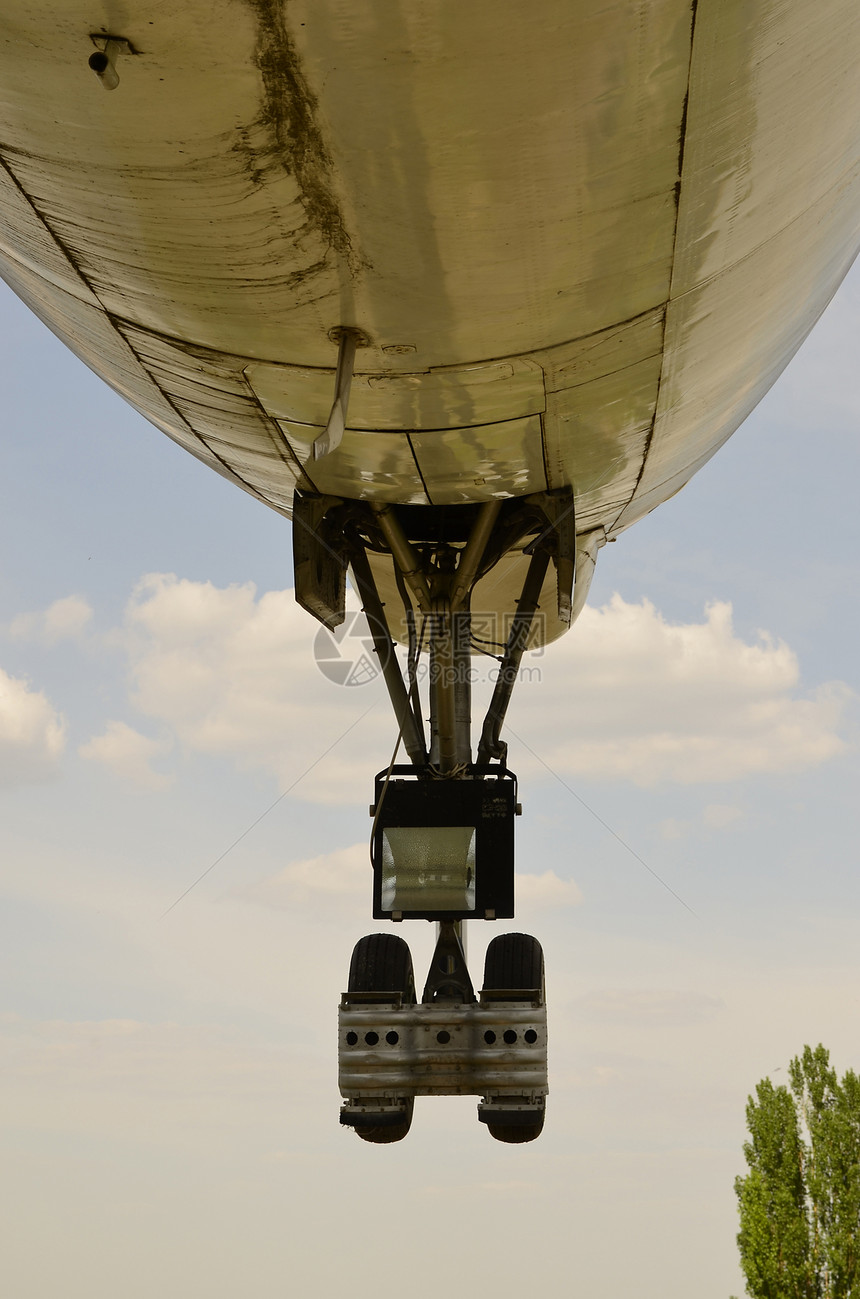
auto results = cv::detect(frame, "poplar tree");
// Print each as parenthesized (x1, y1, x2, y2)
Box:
(734, 1045, 860, 1299)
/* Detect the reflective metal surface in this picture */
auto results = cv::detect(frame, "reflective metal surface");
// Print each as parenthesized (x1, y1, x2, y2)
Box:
(338, 998, 548, 1098)
(2, 1, 859, 627)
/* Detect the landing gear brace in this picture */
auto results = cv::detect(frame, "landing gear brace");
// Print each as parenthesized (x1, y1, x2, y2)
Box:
(294, 488, 575, 1142)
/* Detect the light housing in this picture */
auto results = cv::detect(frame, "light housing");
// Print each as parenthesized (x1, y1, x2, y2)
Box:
(371, 767, 517, 920)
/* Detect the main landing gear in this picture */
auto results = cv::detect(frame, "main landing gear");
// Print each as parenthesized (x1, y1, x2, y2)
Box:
(293, 489, 582, 1143)
(339, 928, 546, 1144)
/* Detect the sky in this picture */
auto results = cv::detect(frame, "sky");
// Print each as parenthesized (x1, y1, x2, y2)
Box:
(1, 261, 860, 1299)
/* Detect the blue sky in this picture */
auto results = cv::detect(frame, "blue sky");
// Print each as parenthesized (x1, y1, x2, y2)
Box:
(2, 263, 860, 1299)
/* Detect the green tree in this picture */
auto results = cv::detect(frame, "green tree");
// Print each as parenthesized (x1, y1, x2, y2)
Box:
(734, 1045, 860, 1299)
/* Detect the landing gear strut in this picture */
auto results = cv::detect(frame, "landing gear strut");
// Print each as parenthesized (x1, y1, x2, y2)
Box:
(294, 490, 581, 1143)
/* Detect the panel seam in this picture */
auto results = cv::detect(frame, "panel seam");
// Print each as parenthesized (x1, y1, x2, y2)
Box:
(605, 0, 700, 535)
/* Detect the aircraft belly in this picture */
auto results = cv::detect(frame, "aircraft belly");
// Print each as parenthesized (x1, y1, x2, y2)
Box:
(410, 417, 547, 505)
(616, 0, 860, 529)
(619, 174, 860, 528)
(247, 355, 549, 502)
(281, 423, 429, 504)
(0, 0, 859, 539)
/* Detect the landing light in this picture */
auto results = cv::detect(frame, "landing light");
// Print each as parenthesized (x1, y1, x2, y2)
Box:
(380, 825, 477, 913)
(371, 767, 517, 921)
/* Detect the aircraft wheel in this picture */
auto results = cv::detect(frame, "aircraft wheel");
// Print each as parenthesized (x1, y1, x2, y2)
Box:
(344, 933, 415, 1144)
(481, 933, 545, 1144)
(482, 1104, 545, 1144)
(482, 932, 544, 999)
(348, 932, 416, 1003)
(342, 1098, 415, 1144)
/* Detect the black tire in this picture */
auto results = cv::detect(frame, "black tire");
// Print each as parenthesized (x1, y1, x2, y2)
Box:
(345, 934, 415, 1144)
(482, 934, 546, 1143)
(484, 1108, 545, 1144)
(348, 933, 416, 1003)
(343, 1102, 415, 1144)
(483, 933, 544, 999)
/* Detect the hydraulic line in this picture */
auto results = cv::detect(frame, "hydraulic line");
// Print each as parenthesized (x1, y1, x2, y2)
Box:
(349, 543, 428, 767)
(476, 546, 552, 765)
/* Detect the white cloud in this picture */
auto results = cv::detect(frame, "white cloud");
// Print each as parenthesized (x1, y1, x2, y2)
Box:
(516, 869, 582, 909)
(0, 664, 65, 784)
(120, 573, 393, 803)
(244, 843, 368, 909)
(514, 596, 850, 785)
(10, 594, 93, 643)
(79, 720, 172, 790)
(104, 577, 848, 800)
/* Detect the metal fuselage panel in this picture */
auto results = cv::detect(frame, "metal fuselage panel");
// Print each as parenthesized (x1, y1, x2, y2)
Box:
(2, 2, 859, 572)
